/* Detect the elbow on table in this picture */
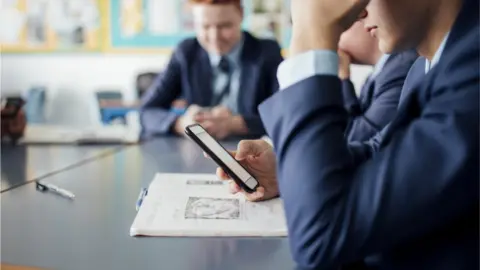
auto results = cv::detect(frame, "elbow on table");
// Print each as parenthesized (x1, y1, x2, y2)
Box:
(288, 222, 345, 270)
(284, 200, 353, 270)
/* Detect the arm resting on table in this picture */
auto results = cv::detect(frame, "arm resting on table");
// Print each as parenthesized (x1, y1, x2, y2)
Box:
(140, 50, 183, 136)
(259, 51, 479, 269)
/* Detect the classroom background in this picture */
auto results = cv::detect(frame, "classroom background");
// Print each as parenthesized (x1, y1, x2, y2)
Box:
(1, 0, 372, 127)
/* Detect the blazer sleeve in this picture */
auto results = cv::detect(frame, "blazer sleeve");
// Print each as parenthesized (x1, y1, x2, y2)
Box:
(347, 126, 386, 165)
(242, 41, 283, 136)
(139, 49, 183, 136)
(341, 79, 361, 115)
(258, 43, 478, 269)
(346, 54, 415, 142)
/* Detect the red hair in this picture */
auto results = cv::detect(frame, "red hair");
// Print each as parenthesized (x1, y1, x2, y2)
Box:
(189, 0, 242, 8)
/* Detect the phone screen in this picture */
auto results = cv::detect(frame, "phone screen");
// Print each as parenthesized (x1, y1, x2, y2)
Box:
(188, 125, 258, 190)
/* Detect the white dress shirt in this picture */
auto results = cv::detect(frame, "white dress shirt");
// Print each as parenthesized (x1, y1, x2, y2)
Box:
(277, 33, 450, 91)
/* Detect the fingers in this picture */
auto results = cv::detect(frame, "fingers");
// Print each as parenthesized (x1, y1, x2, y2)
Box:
(227, 180, 265, 201)
(236, 140, 264, 160)
(244, 186, 266, 202)
(211, 106, 231, 118)
(236, 140, 255, 160)
(228, 180, 241, 194)
(186, 105, 204, 118)
(194, 112, 211, 122)
(201, 121, 219, 138)
(217, 170, 266, 201)
(217, 169, 241, 195)
(338, 49, 351, 59)
(185, 104, 199, 114)
(194, 114, 204, 122)
(216, 167, 230, 180)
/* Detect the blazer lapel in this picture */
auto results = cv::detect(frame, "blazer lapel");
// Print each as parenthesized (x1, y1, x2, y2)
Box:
(382, 0, 478, 147)
(359, 76, 376, 109)
(192, 50, 213, 106)
(398, 57, 426, 106)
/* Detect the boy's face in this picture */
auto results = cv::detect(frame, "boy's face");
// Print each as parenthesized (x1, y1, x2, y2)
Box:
(363, 0, 431, 53)
(192, 3, 243, 55)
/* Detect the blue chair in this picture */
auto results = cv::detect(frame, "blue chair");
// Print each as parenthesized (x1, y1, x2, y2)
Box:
(136, 72, 158, 99)
(96, 91, 127, 125)
(136, 71, 186, 115)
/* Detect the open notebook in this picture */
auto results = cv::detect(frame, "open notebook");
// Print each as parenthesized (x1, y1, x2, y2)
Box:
(130, 173, 288, 237)
(20, 124, 140, 144)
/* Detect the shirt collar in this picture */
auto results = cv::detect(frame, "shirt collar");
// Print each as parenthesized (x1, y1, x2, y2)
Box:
(425, 32, 450, 73)
(209, 34, 244, 68)
(371, 54, 390, 79)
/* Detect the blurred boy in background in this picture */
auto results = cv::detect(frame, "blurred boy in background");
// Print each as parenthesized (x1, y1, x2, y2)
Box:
(140, 0, 283, 139)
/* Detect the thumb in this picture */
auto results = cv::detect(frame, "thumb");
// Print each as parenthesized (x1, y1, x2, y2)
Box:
(235, 140, 261, 161)
(194, 114, 205, 122)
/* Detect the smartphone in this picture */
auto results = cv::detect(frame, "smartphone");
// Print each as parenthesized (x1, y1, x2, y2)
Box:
(185, 124, 259, 193)
(2, 97, 25, 118)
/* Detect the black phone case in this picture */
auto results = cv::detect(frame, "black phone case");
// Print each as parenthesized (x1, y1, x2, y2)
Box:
(185, 124, 258, 193)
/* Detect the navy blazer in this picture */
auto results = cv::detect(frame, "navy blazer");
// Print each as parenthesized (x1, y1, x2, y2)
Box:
(348, 56, 426, 165)
(342, 51, 418, 142)
(140, 31, 283, 138)
(258, 0, 479, 269)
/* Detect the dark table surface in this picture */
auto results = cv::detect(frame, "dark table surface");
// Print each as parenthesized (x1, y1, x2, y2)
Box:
(1, 137, 295, 270)
(1, 143, 120, 192)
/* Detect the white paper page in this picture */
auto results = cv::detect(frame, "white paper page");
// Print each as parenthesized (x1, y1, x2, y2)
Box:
(21, 125, 139, 144)
(21, 125, 82, 144)
(131, 173, 288, 237)
(79, 125, 139, 143)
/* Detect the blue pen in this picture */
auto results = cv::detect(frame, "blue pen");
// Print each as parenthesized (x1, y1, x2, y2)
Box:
(136, 188, 148, 211)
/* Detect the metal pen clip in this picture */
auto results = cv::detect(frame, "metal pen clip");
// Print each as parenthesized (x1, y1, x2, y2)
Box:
(135, 188, 148, 211)
(35, 181, 75, 200)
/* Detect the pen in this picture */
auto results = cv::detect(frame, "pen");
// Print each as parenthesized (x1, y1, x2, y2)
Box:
(136, 188, 148, 211)
(35, 181, 75, 200)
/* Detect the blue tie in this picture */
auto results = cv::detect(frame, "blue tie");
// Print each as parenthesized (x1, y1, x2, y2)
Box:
(212, 57, 232, 106)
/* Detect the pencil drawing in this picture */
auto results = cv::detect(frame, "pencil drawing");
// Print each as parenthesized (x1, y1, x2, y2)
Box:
(184, 197, 240, 220)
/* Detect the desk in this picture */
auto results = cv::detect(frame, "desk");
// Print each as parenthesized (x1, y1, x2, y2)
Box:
(1, 137, 295, 270)
(1, 144, 120, 192)
(0, 264, 45, 270)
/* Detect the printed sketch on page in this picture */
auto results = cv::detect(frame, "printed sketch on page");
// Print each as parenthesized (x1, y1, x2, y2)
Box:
(184, 197, 240, 220)
(130, 173, 288, 237)
(186, 179, 224, 186)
